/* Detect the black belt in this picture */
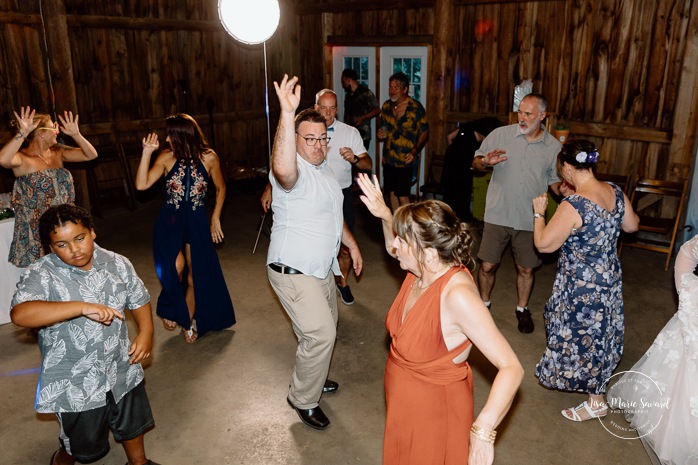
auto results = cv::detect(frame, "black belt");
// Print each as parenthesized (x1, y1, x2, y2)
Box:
(269, 263, 304, 275)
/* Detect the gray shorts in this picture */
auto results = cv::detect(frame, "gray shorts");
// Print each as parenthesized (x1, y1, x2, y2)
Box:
(477, 222, 541, 269)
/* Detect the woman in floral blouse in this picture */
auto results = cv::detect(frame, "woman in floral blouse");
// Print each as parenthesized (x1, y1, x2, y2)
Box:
(135, 114, 235, 343)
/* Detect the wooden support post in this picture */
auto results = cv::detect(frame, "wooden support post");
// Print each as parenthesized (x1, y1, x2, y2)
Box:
(42, 0, 77, 113)
(42, 0, 90, 210)
(428, 0, 455, 159)
(668, 2, 698, 182)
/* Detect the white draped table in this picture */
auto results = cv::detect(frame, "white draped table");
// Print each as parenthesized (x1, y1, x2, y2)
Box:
(0, 218, 23, 325)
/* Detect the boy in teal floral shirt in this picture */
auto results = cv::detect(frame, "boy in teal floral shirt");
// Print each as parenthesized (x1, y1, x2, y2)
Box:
(11, 204, 159, 465)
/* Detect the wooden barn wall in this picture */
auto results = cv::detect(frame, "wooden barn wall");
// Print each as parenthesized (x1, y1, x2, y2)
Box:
(450, 0, 697, 182)
(0, 0, 288, 196)
(1, 0, 696, 197)
(296, 0, 698, 185)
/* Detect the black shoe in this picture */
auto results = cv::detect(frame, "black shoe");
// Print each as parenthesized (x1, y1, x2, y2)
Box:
(323, 379, 339, 393)
(516, 308, 534, 333)
(336, 284, 355, 305)
(287, 397, 330, 430)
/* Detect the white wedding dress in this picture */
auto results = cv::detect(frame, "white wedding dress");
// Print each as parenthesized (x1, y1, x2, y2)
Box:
(610, 236, 698, 464)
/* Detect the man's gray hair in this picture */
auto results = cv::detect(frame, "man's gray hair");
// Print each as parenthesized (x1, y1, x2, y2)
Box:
(523, 93, 548, 112)
(315, 88, 337, 104)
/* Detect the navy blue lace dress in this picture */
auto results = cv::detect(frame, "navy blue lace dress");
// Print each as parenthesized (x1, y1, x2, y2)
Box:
(535, 183, 625, 395)
(153, 158, 235, 336)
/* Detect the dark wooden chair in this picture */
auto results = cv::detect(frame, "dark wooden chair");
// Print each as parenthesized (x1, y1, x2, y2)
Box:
(619, 177, 688, 270)
(596, 172, 631, 194)
(86, 144, 137, 216)
(419, 152, 445, 200)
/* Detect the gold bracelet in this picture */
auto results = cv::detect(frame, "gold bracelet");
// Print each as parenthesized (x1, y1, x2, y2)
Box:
(470, 424, 497, 444)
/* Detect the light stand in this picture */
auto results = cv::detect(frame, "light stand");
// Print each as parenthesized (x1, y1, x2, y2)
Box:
(218, 0, 280, 253)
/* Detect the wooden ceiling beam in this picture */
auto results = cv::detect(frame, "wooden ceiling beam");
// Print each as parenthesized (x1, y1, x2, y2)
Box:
(0, 13, 222, 31)
(295, 0, 435, 15)
(454, 0, 564, 4)
(445, 112, 671, 144)
(0, 13, 40, 25)
(327, 35, 433, 46)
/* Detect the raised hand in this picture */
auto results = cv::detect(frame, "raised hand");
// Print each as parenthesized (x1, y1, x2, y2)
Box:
(58, 111, 81, 137)
(13, 106, 39, 134)
(142, 133, 159, 154)
(357, 173, 391, 221)
(273, 74, 301, 114)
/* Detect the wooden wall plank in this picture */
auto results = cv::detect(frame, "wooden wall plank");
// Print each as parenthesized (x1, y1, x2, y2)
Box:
(1, 0, 696, 191)
(668, 0, 698, 181)
(497, 3, 517, 116)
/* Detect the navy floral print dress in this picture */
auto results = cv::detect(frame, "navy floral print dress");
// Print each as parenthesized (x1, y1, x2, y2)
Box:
(535, 183, 625, 395)
(153, 158, 235, 336)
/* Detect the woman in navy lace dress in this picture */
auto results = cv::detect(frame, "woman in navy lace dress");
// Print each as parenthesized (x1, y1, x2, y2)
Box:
(531, 140, 638, 421)
(135, 114, 235, 342)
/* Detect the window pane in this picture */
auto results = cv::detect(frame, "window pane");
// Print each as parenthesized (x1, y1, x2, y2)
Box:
(345, 57, 370, 87)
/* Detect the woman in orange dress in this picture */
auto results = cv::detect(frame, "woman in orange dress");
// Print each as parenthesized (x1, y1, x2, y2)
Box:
(357, 173, 524, 465)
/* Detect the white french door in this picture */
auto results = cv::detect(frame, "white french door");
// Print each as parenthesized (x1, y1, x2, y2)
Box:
(332, 45, 429, 194)
(379, 47, 428, 194)
(332, 47, 377, 159)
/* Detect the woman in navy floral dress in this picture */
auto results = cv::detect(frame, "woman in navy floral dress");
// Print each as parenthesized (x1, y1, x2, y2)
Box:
(135, 114, 235, 342)
(531, 140, 639, 421)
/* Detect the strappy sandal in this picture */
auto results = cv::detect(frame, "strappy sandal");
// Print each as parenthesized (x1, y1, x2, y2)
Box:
(561, 400, 608, 421)
(182, 327, 198, 343)
(162, 319, 178, 331)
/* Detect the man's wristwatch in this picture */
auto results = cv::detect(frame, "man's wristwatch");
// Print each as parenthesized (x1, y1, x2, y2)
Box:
(533, 213, 544, 219)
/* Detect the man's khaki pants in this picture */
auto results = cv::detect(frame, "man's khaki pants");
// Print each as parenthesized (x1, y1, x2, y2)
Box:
(268, 268, 338, 409)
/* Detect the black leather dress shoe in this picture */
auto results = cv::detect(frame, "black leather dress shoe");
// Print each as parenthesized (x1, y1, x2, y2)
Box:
(323, 379, 339, 393)
(287, 397, 330, 430)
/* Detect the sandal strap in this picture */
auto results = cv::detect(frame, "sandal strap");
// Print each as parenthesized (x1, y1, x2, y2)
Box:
(182, 327, 198, 343)
(562, 400, 608, 422)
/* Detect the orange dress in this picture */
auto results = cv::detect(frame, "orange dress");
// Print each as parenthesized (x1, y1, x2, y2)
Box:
(383, 266, 474, 465)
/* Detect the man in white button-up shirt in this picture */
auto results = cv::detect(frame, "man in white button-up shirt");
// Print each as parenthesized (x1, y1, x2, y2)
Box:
(315, 89, 372, 306)
(267, 75, 363, 430)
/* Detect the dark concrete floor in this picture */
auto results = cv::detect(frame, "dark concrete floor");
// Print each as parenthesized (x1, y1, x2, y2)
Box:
(0, 186, 673, 464)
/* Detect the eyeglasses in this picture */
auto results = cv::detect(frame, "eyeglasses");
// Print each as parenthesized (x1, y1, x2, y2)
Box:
(296, 133, 330, 146)
(37, 123, 59, 133)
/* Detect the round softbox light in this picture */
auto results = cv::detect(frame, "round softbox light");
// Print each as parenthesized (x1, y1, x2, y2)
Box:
(218, 0, 280, 45)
